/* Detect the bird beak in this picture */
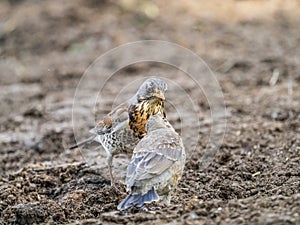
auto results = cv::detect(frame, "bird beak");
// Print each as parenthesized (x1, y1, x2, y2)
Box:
(153, 91, 165, 100)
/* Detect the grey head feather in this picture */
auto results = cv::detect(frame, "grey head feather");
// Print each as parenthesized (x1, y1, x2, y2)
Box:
(146, 113, 175, 133)
(136, 77, 168, 101)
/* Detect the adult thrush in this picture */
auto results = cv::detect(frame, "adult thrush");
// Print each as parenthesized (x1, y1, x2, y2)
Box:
(70, 78, 168, 186)
(118, 113, 186, 210)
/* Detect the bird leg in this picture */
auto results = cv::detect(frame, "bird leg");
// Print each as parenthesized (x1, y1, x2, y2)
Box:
(161, 192, 172, 206)
(106, 154, 126, 194)
(107, 154, 115, 188)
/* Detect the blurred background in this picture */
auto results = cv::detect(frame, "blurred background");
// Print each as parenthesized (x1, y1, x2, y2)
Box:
(1, 0, 299, 115)
(0, 0, 299, 224)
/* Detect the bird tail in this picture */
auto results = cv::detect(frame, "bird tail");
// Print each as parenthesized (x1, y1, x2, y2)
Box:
(117, 187, 159, 210)
(68, 135, 97, 149)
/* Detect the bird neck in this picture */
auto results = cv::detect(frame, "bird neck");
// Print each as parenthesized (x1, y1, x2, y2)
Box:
(128, 100, 164, 139)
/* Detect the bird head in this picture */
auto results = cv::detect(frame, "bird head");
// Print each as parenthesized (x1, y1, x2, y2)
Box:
(146, 112, 175, 133)
(136, 78, 167, 103)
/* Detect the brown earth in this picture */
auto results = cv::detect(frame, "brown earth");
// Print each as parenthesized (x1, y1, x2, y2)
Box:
(0, 0, 300, 224)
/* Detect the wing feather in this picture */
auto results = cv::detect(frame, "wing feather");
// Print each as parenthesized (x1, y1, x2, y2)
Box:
(126, 134, 183, 189)
(90, 102, 129, 135)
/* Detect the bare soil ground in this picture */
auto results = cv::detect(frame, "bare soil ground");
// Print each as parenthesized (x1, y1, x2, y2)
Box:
(0, 0, 300, 224)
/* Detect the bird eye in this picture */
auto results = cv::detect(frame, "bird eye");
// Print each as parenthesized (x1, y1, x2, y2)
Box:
(147, 85, 153, 92)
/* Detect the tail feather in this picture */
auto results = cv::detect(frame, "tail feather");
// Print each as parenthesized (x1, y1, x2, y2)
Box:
(68, 136, 96, 149)
(117, 187, 159, 210)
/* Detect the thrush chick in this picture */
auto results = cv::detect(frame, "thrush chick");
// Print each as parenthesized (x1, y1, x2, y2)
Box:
(117, 113, 186, 210)
(70, 78, 168, 186)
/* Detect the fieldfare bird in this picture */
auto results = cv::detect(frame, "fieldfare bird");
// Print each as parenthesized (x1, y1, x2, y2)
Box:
(117, 113, 186, 210)
(70, 78, 168, 186)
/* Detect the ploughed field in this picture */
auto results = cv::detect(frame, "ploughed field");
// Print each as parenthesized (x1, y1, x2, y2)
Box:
(0, 1, 299, 224)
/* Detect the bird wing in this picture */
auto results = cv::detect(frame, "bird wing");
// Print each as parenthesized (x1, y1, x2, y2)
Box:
(90, 102, 129, 135)
(68, 135, 97, 149)
(126, 132, 184, 188)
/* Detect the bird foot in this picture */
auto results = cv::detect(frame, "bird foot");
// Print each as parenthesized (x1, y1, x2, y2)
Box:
(110, 182, 126, 194)
(140, 206, 161, 212)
